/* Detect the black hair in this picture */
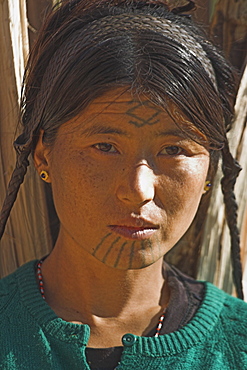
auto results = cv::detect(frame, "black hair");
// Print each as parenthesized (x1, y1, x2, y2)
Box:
(0, 0, 243, 298)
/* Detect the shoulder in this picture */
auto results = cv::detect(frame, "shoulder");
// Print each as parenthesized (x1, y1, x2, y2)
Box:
(204, 282, 247, 319)
(0, 260, 37, 315)
(217, 284, 247, 329)
(204, 282, 247, 346)
(0, 269, 19, 311)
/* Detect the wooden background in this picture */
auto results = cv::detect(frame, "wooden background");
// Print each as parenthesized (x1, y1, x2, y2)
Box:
(0, 0, 246, 300)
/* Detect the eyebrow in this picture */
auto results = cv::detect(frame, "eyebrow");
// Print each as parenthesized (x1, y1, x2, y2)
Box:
(80, 125, 129, 137)
(155, 128, 207, 142)
(154, 129, 188, 138)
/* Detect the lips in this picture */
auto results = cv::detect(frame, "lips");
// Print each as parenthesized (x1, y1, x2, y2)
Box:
(108, 219, 159, 240)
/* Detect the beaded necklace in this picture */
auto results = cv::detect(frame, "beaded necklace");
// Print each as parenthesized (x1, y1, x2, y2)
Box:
(37, 260, 166, 337)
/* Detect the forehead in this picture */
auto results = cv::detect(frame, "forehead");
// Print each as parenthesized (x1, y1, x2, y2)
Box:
(60, 89, 170, 135)
(82, 89, 164, 121)
(67, 89, 207, 145)
(66, 89, 176, 139)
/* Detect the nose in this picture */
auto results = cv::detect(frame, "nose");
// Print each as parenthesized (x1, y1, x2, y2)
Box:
(116, 163, 155, 206)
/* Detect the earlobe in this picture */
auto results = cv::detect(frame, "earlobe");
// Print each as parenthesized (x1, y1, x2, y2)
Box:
(40, 170, 49, 182)
(203, 180, 212, 194)
(33, 130, 52, 183)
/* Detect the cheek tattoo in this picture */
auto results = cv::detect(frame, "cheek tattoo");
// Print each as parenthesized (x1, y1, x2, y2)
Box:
(128, 241, 136, 269)
(114, 241, 128, 268)
(141, 240, 147, 268)
(92, 232, 160, 269)
(102, 237, 121, 263)
(92, 233, 112, 256)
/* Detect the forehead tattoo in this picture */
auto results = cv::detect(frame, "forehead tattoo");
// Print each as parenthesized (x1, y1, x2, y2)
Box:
(126, 101, 162, 127)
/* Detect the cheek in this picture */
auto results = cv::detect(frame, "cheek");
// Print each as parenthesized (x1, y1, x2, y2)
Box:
(50, 152, 114, 223)
(155, 161, 208, 246)
(160, 158, 209, 218)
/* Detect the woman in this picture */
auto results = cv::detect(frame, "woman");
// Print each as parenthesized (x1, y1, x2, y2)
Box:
(0, 0, 246, 369)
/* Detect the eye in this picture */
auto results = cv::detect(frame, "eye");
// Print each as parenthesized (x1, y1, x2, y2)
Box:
(159, 146, 183, 156)
(93, 143, 118, 153)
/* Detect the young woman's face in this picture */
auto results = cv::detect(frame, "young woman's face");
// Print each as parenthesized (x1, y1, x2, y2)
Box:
(40, 90, 210, 269)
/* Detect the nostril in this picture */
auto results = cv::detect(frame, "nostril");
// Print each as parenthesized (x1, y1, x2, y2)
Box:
(116, 164, 155, 205)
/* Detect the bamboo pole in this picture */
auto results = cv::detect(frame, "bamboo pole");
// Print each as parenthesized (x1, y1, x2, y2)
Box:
(198, 64, 247, 300)
(0, 1, 52, 278)
(196, 0, 247, 300)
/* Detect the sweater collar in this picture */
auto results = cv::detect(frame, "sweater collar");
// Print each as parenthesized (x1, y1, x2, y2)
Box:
(17, 260, 226, 354)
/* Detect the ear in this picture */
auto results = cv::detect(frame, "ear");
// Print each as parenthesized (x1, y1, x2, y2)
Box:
(33, 130, 52, 183)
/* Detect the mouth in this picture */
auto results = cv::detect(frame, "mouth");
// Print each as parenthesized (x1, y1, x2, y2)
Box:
(108, 224, 159, 240)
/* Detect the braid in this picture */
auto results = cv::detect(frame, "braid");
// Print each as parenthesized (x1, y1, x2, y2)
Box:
(221, 140, 243, 299)
(171, 0, 195, 14)
(0, 143, 31, 240)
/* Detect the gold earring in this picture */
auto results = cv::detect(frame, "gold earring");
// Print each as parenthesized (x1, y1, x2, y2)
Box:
(204, 180, 212, 192)
(40, 171, 49, 181)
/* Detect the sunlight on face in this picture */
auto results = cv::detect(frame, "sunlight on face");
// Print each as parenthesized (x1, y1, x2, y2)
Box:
(46, 89, 210, 270)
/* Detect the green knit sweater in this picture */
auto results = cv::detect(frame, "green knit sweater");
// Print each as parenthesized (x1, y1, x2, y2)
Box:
(0, 261, 246, 369)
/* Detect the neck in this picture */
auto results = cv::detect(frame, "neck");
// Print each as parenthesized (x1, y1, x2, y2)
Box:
(41, 231, 170, 346)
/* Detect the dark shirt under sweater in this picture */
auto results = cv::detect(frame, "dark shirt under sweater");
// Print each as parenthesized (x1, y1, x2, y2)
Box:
(86, 263, 205, 369)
